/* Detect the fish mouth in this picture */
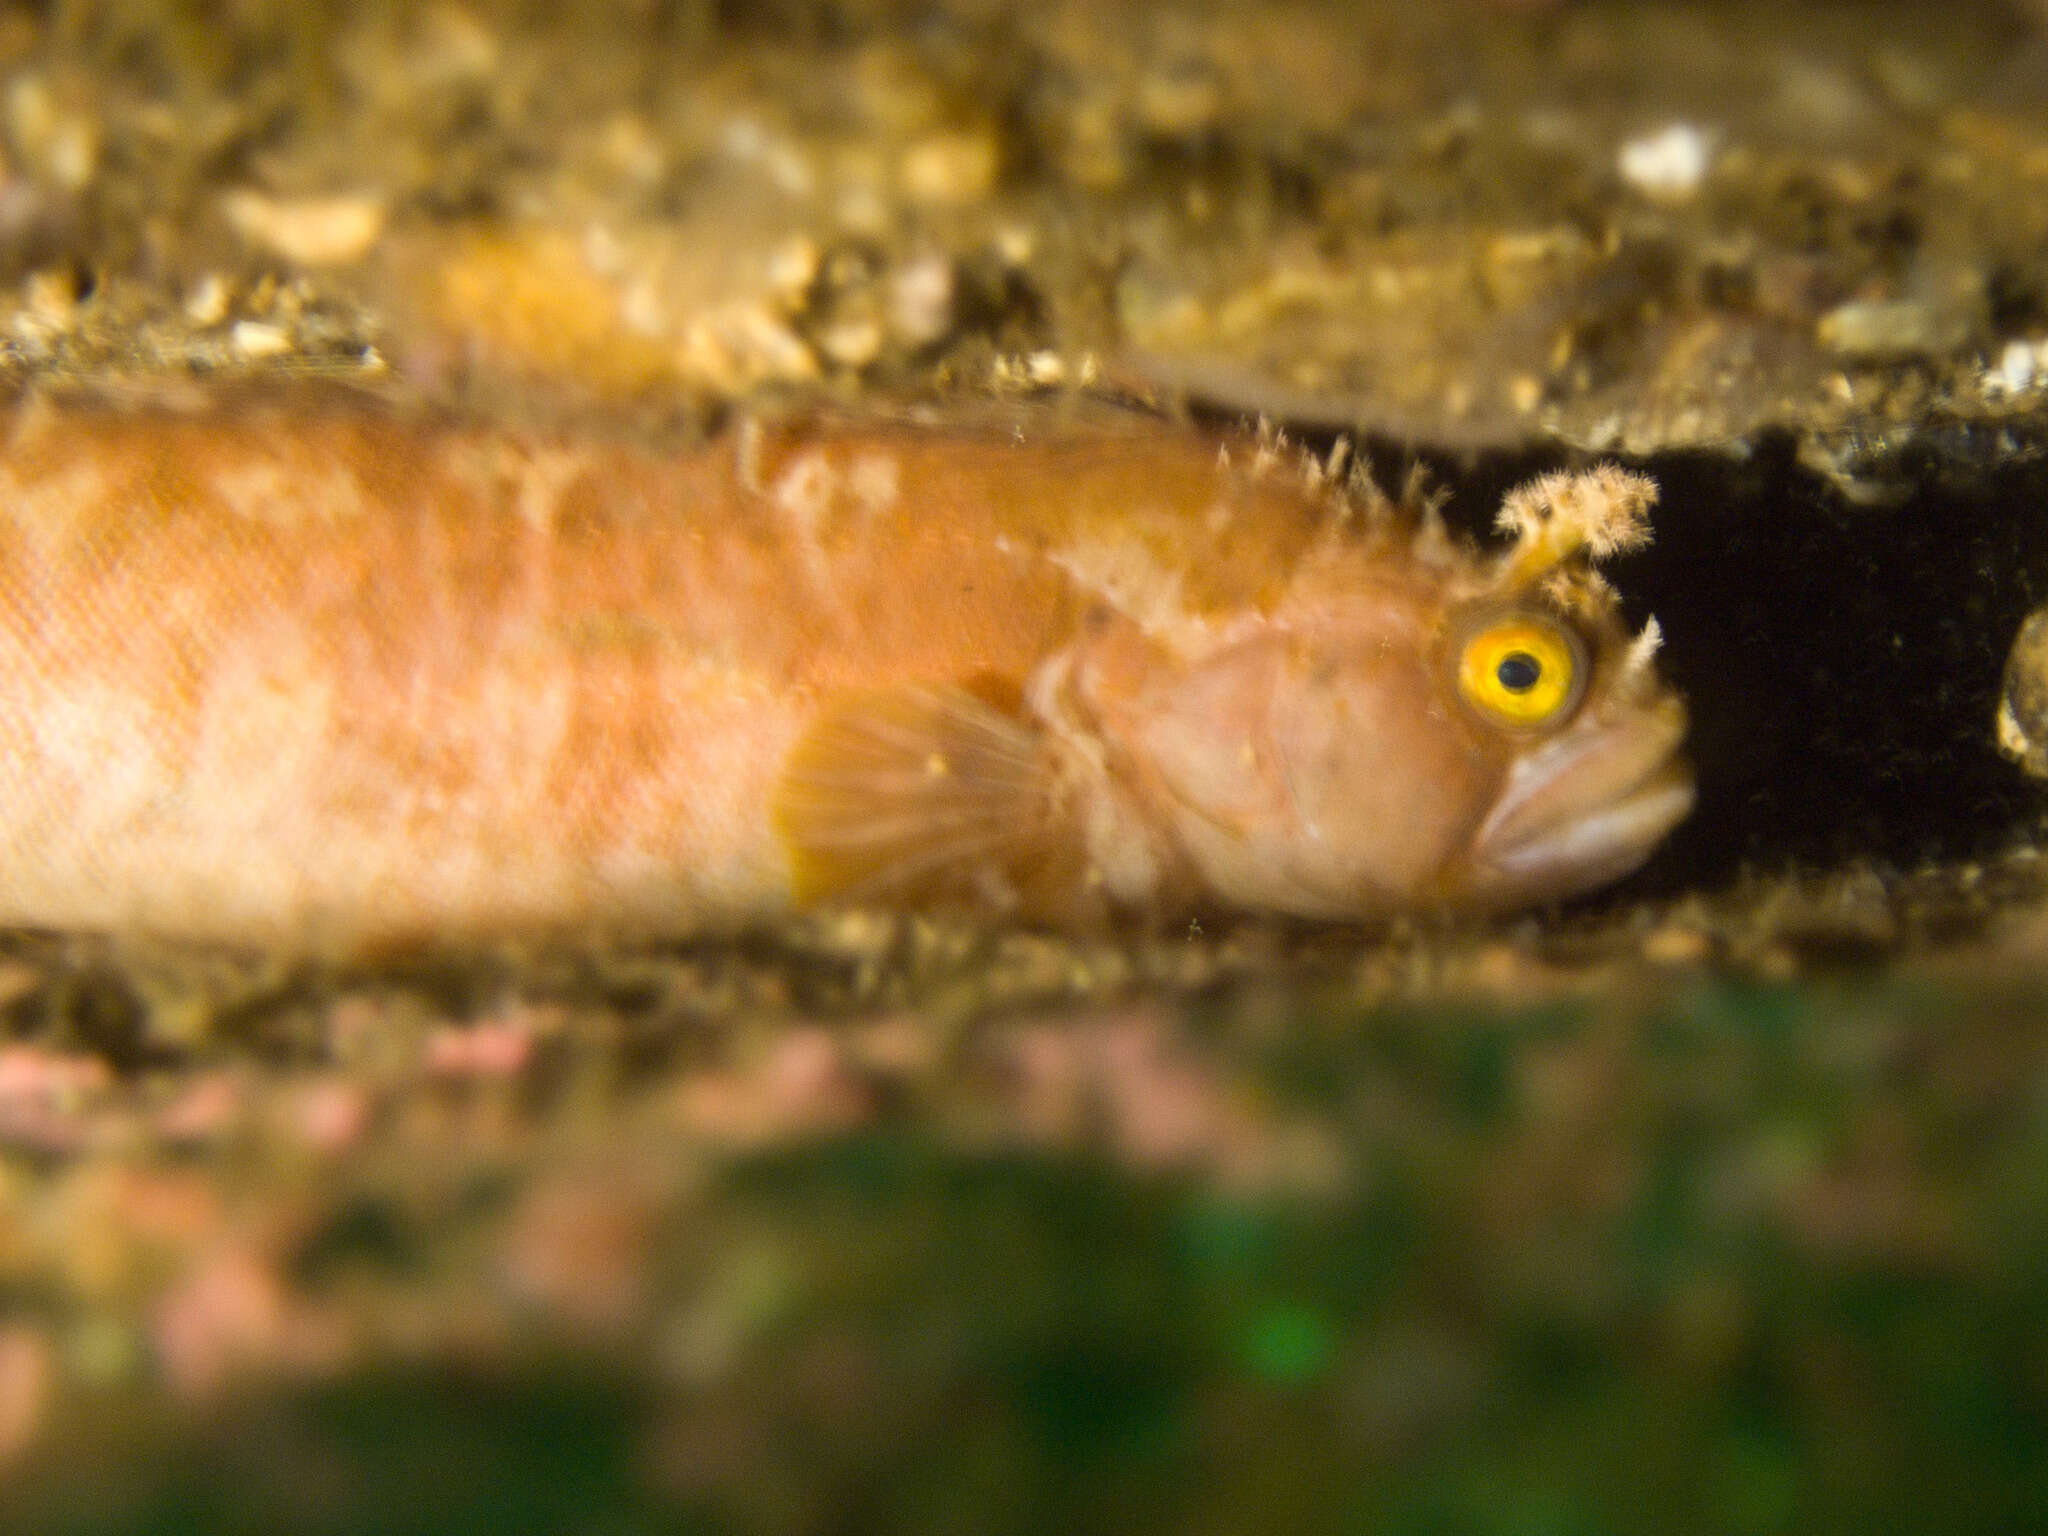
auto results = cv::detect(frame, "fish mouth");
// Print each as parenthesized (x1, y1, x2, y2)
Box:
(1463, 697, 1694, 904)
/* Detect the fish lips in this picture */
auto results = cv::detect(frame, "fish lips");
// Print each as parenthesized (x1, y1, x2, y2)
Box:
(1466, 697, 1695, 901)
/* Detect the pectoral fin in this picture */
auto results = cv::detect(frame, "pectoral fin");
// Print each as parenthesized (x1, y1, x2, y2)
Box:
(773, 678, 1056, 911)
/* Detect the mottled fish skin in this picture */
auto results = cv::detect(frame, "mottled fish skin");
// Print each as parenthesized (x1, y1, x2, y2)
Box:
(0, 395, 1691, 950)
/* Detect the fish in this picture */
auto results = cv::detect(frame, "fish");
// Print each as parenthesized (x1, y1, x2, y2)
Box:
(0, 392, 1692, 950)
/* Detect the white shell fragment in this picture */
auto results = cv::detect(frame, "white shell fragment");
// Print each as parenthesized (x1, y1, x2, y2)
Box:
(1617, 123, 1714, 202)
(220, 189, 388, 268)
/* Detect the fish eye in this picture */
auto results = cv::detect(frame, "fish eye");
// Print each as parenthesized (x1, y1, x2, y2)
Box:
(1454, 611, 1587, 730)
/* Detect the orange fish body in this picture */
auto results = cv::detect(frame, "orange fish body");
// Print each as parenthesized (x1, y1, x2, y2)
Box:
(0, 397, 1691, 949)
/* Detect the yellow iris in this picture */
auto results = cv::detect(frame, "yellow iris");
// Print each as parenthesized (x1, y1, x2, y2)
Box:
(1455, 613, 1585, 729)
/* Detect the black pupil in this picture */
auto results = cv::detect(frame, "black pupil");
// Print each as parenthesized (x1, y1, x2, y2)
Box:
(1496, 652, 1542, 693)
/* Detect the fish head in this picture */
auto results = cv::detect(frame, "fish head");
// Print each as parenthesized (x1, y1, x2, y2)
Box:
(1422, 596, 1693, 911)
(1071, 465, 1694, 919)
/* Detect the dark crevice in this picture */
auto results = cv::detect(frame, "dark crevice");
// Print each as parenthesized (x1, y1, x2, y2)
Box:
(1612, 441, 2047, 888)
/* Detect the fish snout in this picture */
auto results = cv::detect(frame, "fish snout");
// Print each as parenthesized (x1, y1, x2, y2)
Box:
(1461, 696, 1694, 904)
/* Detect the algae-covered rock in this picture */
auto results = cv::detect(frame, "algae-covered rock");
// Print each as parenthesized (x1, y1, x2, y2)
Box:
(2, 0, 2045, 496)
